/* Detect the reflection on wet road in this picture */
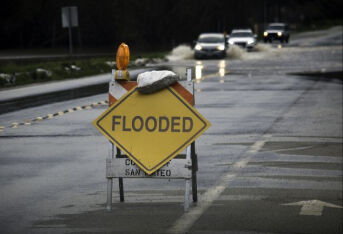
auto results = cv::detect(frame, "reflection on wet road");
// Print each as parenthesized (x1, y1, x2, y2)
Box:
(195, 61, 203, 80)
(195, 59, 226, 82)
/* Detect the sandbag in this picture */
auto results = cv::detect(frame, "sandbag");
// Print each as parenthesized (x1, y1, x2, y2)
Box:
(137, 70, 179, 94)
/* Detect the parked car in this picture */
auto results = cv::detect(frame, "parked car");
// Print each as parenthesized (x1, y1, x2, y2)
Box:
(228, 29, 257, 50)
(194, 33, 227, 59)
(263, 23, 290, 43)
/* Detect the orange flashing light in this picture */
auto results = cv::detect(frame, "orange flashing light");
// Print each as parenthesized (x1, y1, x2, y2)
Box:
(116, 43, 130, 70)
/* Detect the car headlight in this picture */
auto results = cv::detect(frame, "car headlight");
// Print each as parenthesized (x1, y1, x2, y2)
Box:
(263, 32, 268, 37)
(217, 45, 225, 51)
(195, 45, 202, 50)
(247, 39, 254, 44)
(277, 32, 282, 36)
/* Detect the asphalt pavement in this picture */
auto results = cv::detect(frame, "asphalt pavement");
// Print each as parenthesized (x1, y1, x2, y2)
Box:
(0, 27, 342, 234)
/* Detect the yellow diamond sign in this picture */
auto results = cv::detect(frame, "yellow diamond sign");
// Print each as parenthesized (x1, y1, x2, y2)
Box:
(93, 87, 210, 175)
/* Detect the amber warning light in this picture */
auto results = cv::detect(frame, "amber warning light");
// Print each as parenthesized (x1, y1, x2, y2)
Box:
(114, 43, 130, 80)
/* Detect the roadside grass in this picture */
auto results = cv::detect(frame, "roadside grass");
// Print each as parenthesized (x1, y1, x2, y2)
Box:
(0, 51, 167, 89)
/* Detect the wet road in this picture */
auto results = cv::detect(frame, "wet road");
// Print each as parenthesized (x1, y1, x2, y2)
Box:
(0, 27, 342, 233)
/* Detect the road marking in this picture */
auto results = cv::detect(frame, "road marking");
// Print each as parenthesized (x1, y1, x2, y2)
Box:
(11, 123, 19, 128)
(282, 200, 342, 216)
(0, 100, 108, 132)
(201, 73, 220, 79)
(267, 145, 315, 153)
(167, 135, 271, 234)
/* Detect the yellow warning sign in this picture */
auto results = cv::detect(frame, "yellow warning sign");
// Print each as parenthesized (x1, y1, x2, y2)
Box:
(93, 87, 210, 175)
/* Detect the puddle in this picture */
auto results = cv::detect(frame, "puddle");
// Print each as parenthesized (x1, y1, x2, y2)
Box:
(289, 71, 343, 83)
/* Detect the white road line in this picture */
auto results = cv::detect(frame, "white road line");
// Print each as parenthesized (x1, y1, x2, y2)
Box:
(282, 200, 343, 216)
(167, 135, 270, 234)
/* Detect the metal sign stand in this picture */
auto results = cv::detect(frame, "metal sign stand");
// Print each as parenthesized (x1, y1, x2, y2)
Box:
(106, 68, 198, 212)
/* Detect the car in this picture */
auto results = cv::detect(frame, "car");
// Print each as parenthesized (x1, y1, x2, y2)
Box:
(263, 23, 290, 43)
(228, 29, 257, 50)
(194, 33, 227, 59)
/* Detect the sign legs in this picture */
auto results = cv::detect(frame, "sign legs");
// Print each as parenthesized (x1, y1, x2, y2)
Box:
(119, 177, 124, 202)
(106, 178, 113, 211)
(106, 143, 114, 211)
(191, 141, 198, 202)
(184, 145, 192, 212)
(106, 143, 197, 212)
(184, 179, 191, 212)
(116, 147, 125, 202)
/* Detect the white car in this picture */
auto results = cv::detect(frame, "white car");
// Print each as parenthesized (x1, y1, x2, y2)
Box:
(228, 29, 257, 50)
(194, 33, 227, 59)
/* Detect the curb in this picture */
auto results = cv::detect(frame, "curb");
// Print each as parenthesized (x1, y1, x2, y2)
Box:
(0, 68, 151, 115)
